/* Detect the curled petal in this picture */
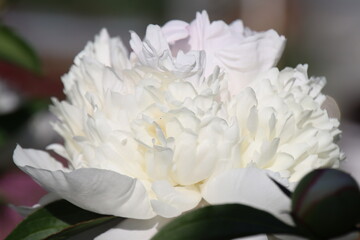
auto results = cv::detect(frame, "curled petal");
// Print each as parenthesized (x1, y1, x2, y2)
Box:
(13, 145, 155, 219)
(162, 20, 189, 44)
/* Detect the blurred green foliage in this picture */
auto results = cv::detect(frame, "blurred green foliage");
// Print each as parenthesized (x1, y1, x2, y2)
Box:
(0, 25, 41, 73)
(5, 200, 117, 240)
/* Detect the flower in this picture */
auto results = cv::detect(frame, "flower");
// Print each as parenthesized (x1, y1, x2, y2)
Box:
(13, 11, 343, 239)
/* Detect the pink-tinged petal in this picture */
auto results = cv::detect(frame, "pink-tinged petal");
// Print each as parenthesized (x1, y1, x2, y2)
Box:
(162, 20, 189, 44)
(13, 146, 155, 219)
(130, 24, 172, 69)
(161, 11, 286, 94)
(95, 216, 170, 240)
(202, 167, 292, 225)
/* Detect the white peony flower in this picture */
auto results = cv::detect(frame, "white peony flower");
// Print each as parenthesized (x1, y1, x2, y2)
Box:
(13, 11, 342, 240)
(162, 10, 286, 95)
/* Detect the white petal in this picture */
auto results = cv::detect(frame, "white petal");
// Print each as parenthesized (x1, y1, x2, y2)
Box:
(202, 167, 293, 225)
(162, 20, 189, 44)
(14, 144, 66, 171)
(168, 82, 197, 102)
(13, 146, 155, 219)
(151, 181, 201, 217)
(150, 199, 180, 218)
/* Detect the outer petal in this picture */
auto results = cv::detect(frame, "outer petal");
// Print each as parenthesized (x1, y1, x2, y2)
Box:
(202, 167, 293, 225)
(13, 145, 155, 219)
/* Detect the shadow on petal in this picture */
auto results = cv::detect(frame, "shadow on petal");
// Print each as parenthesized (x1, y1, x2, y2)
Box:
(13, 145, 155, 219)
(202, 167, 293, 225)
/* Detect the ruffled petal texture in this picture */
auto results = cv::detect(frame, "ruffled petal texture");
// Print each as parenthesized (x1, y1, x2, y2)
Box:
(224, 65, 343, 182)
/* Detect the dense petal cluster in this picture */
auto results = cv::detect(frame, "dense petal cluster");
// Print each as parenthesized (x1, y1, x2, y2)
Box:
(224, 65, 342, 182)
(13, 11, 342, 225)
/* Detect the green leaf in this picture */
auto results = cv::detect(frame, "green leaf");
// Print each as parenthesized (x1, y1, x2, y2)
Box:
(5, 200, 119, 240)
(152, 204, 304, 240)
(44, 216, 120, 240)
(0, 25, 41, 73)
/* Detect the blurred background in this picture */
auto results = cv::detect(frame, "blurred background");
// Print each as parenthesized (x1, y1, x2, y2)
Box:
(0, 0, 360, 238)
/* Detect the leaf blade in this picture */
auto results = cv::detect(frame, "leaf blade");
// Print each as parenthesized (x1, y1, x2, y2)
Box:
(5, 200, 117, 240)
(44, 216, 120, 240)
(152, 204, 303, 240)
(0, 25, 41, 73)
